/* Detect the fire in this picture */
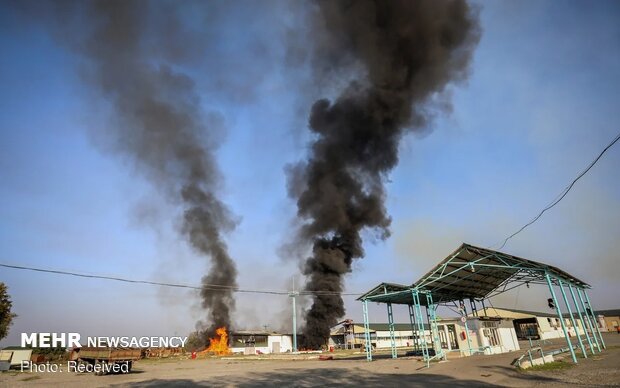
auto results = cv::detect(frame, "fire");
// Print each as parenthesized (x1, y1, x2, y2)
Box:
(204, 327, 231, 356)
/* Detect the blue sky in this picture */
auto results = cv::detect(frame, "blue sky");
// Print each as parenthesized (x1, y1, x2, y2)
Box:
(1, 1, 619, 345)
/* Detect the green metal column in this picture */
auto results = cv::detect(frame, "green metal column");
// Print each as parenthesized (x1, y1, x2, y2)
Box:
(292, 295, 297, 352)
(557, 278, 587, 358)
(461, 300, 473, 356)
(289, 291, 298, 352)
(568, 283, 595, 355)
(426, 292, 444, 361)
(387, 302, 397, 359)
(362, 299, 373, 361)
(545, 273, 577, 363)
(411, 289, 429, 363)
(583, 289, 606, 350)
(425, 306, 432, 350)
(408, 304, 418, 351)
(577, 287, 601, 352)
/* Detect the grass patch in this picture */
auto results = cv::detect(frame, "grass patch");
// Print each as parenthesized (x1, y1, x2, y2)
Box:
(20, 375, 41, 381)
(523, 361, 573, 372)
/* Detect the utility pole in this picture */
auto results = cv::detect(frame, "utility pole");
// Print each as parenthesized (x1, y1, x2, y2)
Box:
(289, 277, 299, 352)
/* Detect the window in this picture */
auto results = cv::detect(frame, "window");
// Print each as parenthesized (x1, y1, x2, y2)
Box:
(354, 333, 377, 340)
(483, 328, 501, 347)
(230, 335, 268, 347)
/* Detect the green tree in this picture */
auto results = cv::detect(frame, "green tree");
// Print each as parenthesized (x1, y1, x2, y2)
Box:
(0, 282, 17, 341)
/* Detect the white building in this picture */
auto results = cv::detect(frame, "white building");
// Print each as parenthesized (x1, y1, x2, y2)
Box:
(476, 307, 594, 340)
(0, 347, 33, 368)
(229, 331, 293, 355)
(330, 317, 520, 356)
(329, 322, 431, 350)
(439, 317, 520, 355)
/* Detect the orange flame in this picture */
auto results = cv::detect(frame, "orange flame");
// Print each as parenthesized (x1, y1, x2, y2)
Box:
(204, 327, 231, 355)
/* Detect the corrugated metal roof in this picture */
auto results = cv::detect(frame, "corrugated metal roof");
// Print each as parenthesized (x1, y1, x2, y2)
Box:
(330, 323, 431, 334)
(231, 331, 287, 336)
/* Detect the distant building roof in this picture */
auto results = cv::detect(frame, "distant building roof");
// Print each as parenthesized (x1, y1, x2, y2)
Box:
(481, 306, 620, 319)
(231, 330, 289, 336)
(596, 309, 620, 317)
(477, 307, 558, 318)
(365, 323, 430, 332)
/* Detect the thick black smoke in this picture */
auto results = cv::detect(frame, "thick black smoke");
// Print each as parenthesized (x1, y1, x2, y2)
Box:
(289, 0, 480, 348)
(21, 0, 239, 338)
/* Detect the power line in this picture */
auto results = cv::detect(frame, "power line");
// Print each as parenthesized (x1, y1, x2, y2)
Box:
(494, 131, 620, 250)
(12, 135, 617, 297)
(0, 262, 362, 296)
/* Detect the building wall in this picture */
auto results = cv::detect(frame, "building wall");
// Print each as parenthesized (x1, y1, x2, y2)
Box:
(357, 319, 520, 356)
(6, 350, 33, 366)
(535, 316, 592, 339)
(267, 335, 293, 353)
(602, 315, 619, 332)
(444, 319, 519, 355)
(498, 326, 520, 352)
(481, 307, 602, 338)
(373, 330, 431, 349)
(537, 316, 562, 339)
(452, 321, 481, 353)
(230, 346, 270, 354)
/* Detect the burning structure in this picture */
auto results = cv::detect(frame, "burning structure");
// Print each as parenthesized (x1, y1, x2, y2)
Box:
(203, 327, 231, 356)
(288, 0, 481, 348)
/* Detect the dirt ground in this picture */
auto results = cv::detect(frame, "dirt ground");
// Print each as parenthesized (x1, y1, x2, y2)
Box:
(2, 333, 619, 387)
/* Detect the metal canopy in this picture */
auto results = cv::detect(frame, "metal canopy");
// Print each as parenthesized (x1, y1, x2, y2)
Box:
(357, 243, 602, 366)
(359, 243, 590, 305)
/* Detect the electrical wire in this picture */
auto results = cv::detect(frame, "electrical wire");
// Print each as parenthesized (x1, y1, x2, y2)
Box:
(485, 297, 501, 318)
(0, 262, 362, 296)
(8, 133, 616, 297)
(494, 131, 620, 250)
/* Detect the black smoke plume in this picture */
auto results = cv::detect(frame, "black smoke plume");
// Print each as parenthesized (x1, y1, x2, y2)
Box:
(20, 0, 238, 338)
(289, 0, 480, 348)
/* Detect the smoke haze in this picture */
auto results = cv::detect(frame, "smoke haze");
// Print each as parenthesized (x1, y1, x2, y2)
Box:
(21, 0, 240, 338)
